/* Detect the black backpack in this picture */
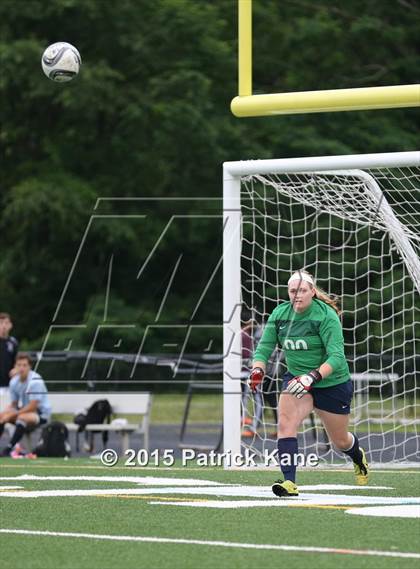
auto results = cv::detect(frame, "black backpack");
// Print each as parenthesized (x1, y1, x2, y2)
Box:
(35, 421, 71, 458)
(74, 399, 112, 452)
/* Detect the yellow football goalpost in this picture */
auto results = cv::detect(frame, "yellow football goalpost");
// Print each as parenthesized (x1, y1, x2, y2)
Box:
(231, 0, 420, 117)
(223, 1, 420, 466)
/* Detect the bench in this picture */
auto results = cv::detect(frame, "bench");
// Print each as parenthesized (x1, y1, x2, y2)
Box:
(1, 391, 152, 454)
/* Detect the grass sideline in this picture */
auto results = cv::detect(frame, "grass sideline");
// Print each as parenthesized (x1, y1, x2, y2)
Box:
(0, 459, 419, 569)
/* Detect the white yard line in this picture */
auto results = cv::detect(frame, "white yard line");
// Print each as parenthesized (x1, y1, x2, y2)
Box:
(0, 486, 416, 504)
(0, 475, 223, 486)
(0, 463, 419, 473)
(0, 529, 419, 559)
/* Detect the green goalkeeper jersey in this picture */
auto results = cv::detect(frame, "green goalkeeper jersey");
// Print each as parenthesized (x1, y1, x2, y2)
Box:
(253, 299, 350, 388)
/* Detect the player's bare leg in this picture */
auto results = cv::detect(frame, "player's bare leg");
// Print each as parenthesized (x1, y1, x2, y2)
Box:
(0, 408, 18, 440)
(0, 409, 18, 424)
(316, 408, 369, 485)
(1, 411, 39, 456)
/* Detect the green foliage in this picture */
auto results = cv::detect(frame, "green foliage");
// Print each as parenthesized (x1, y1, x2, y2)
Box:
(0, 0, 418, 351)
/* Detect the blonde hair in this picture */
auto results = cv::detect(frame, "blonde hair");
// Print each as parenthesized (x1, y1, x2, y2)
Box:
(291, 269, 341, 315)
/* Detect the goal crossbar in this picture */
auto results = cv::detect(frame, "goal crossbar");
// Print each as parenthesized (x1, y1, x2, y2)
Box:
(233, 0, 420, 117)
(224, 151, 420, 177)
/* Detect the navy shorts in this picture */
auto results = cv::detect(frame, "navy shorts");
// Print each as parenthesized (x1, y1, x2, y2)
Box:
(282, 372, 353, 415)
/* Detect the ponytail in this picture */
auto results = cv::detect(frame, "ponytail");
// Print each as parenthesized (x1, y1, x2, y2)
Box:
(313, 285, 341, 315)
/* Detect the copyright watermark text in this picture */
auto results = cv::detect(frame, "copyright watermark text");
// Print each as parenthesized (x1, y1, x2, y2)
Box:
(100, 448, 319, 468)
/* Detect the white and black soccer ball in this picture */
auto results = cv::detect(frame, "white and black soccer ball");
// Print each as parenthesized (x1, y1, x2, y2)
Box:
(41, 42, 81, 82)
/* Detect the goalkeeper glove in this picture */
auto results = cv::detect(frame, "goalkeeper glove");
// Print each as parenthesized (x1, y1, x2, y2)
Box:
(249, 367, 264, 393)
(286, 369, 322, 398)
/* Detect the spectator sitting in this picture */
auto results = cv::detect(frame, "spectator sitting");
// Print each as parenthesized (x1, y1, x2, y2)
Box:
(0, 313, 19, 391)
(0, 353, 51, 456)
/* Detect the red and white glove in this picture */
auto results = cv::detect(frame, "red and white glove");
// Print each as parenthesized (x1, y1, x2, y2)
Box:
(286, 369, 322, 398)
(249, 367, 264, 393)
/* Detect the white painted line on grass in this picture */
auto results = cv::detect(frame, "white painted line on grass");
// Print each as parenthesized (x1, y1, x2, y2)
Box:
(0, 464, 419, 474)
(0, 486, 418, 505)
(0, 477, 393, 492)
(346, 505, 420, 518)
(0, 529, 419, 560)
(0, 475, 223, 486)
(148, 496, 420, 509)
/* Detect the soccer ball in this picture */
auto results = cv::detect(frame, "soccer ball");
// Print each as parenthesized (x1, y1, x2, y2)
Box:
(41, 42, 81, 82)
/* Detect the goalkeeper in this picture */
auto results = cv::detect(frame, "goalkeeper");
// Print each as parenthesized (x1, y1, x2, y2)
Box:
(250, 269, 369, 497)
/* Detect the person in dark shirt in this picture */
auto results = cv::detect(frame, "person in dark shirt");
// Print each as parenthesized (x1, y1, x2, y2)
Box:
(0, 313, 19, 388)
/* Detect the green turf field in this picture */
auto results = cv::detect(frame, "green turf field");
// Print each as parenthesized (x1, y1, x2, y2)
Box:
(0, 459, 419, 569)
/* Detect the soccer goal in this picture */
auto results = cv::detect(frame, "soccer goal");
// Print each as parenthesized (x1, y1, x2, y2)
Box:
(223, 151, 420, 467)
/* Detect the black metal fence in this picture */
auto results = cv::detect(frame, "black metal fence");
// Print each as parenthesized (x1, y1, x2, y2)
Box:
(27, 350, 419, 400)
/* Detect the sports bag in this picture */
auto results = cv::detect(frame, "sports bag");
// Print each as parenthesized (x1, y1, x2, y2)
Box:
(35, 421, 71, 457)
(74, 399, 112, 452)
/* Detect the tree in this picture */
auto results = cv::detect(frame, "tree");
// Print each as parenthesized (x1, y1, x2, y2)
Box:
(0, 0, 418, 350)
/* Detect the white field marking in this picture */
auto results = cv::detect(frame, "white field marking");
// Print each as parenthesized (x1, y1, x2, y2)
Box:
(346, 505, 420, 518)
(0, 475, 223, 486)
(0, 529, 419, 560)
(0, 485, 418, 506)
(149, 496, 420, 509)
(0, 487, 23, 491)
(0, 477, 391, 492)
(0, 463, 419, 473)
(146, 501, 348, 510)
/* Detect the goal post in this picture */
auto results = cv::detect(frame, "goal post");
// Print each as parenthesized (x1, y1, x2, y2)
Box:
(223, 170, 242, 460)
(233, 0, 420, 117)
(223, 151, 420, 467)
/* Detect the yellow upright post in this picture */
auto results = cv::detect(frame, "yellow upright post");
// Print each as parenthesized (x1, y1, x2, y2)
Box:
(238, 0, 252, 97)
(233, 0, 420, 117)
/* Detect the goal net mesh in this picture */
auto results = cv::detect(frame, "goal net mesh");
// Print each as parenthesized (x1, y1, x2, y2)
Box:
(240, 165, 420, 465)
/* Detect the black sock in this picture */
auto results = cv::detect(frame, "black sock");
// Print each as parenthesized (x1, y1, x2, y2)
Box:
(277, 437, 298, 483)
(342, 434, 363, 464)
(9, 422, 26, 448)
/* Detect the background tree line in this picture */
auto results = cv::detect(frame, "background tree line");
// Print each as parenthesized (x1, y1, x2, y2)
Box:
(0, 0, 418, 354)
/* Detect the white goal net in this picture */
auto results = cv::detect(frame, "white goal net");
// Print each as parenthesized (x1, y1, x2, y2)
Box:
(223, 152, 420, 467)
